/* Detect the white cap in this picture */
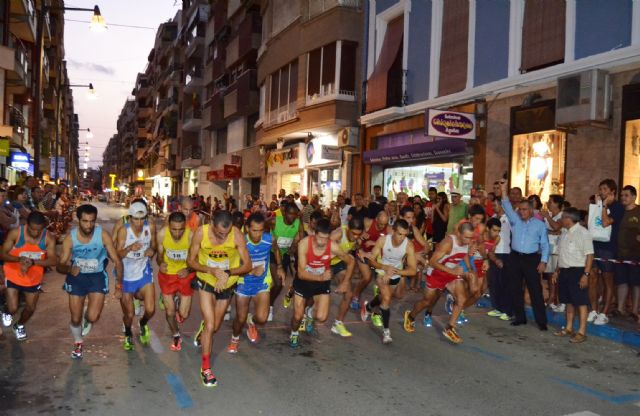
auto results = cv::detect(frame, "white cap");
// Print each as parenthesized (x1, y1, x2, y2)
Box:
(450, 189, 462, 196)
(128, 202, 148, 218)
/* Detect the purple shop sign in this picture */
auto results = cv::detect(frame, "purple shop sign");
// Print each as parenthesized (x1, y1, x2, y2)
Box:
(363, 140, 469, 165)
(426, 109, 476, 140)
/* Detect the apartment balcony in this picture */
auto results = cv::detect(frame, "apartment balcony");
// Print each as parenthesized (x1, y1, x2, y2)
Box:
(184, 66, 204, 93)
(156, 98, 170, 114)
(43, 85, 57, 110)
(0, 45, 15, 71)
(136, 83, 151, 98)
(225, 12, 261, 69)
(180, 144, 202, 169)
(150, 157, 168, 177)
(223, 69, 258, 119)
(10, 0, 37, 43)
(305, 83, 357, 107)
(185, 36, 204, 59)
(5, 35, 30, 92)
(203, 92, 225, 131)
(264, 102, 298, 128)
(183, 106, 203, 132)
(305, 0, 361, 21)
(137, 107, 153, 119)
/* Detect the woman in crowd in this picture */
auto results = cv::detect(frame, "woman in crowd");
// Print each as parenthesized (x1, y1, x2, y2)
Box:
(432, 192, 449, 244)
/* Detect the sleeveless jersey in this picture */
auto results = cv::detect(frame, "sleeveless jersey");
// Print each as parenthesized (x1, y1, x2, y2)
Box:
(304, 237, 332, 277)
(3, 226, 48, 286)
(437, 235, 469, 270)
(363, 221, 386, 253)
(196, 224, 240, 288)
(331, 226, 356, 265)
(162, 228, 191, 275)
(241, 232, 272, 284)
(122, 222, 152, 282)
(71, 226, 107, 274)
(272, 215, 299, 255)
(375, 234, 408, 278)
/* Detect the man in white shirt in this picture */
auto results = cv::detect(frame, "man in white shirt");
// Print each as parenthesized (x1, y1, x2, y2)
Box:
(487, 199, 512, 321)
(337, 194, 351, 226)
(552, 207, 594, 344)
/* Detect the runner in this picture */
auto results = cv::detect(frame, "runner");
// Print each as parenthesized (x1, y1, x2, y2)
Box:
(156, 211, 195, 351)
(227, 213, 277, 353)
(328, 218, 361, 337)
(115, 202, 157, 351)
(351, 210, 391, 311)
(360, 219, 417, 344)
(57, 204, 123, 358)
(0, 211, 57, 340)
(271, 203, 303, 317)
(289, 218, 354, 348)
(187, 210, 252, 387)
(399, 206, 430, 293)
(403, 221, 475, 344)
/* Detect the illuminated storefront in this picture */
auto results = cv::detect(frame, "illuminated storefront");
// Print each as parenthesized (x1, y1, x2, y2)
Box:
(622, 82, 640, 194)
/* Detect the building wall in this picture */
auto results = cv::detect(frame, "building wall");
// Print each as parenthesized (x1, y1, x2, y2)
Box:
(407, 0, 431, 104)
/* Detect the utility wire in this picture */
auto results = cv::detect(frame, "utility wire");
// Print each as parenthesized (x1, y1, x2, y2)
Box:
(65, 18, 157, 30)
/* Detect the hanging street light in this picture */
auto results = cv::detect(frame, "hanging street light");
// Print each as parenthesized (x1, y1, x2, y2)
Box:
(89, 6, 108, 32)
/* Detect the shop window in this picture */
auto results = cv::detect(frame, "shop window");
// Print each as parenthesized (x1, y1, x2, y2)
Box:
(623, 119, 640, 192)
(383, 161, 473, 201)
(510, 130, 566, 201)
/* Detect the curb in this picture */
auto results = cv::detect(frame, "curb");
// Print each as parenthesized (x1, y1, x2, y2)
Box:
(523, 307, 640, 349)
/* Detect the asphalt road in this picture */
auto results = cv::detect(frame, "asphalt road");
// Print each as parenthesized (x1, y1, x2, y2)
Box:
(0, 202, 639, 416)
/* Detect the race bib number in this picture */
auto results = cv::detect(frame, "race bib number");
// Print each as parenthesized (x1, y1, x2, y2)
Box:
(127, 250, 144, 259)
(166, 249, 188, 261)
(206, 258, 230, 270)
(19, 251, 44, 260)
(252, 260, 266, 270)
(277, 237, 293, 249)
(305, 265, 325, 276)
(75, 258, 99, 273)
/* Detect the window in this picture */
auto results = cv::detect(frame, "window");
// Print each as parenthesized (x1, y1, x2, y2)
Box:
(266, 60, 298, 125)
(366, 16, 404, 113)
(340, 42, 357, 93)
(307, 42, 336, 98)
(245, 114, 259, 147)
(216, 128, 227, 155)
(521, 0, 565, 72)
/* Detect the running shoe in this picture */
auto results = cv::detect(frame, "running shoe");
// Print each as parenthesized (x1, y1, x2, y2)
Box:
(350, 297, 360, 311)
(283, 294, 292, 309)
(200, 368, 217, 387)
(139, 323, 151, 345)
(305, 317, 316, 335)
(499, 313, 510, 321)
(267, 306, 274, 322)
(442, 326, 462, 344)
(289, 333, 300, 349)
(123, 335, 135, 351)
(158, 294, 165, 311)
(170, 335, 182, 352)
(298, 316, 307, 332)
(71, 342, 83, 359)
(227, 337, 239, 354)
(246, 314, 259, 343)
(2, 313, 12, 327)
(445, 292, 454, 315)
(403, 311, 415, 333)
(487, 309, 502, 317)
(371, 313, 383, 328)
(382, 329, 393, 344)
(194, 320, 205, 347)
(593, 313, 609, 325)
(360, 301, 370, 322)
(13, 324, 27, 341)
(134, 299, 142, 316)
(423, 314, 433, 327)
(331, 321, 352, 337)
(81, 317, 92, 337)
(456, 311, 469, 325)
(587, 310, 598, 323)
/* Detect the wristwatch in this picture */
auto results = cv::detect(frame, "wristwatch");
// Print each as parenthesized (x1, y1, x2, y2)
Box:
(583, 271, 590, 276)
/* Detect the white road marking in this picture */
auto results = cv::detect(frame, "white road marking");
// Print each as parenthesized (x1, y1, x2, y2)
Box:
(562, 412, 600, 416)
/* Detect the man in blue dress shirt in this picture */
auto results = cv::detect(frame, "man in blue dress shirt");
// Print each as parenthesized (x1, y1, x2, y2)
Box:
(500, 180, 550, 330)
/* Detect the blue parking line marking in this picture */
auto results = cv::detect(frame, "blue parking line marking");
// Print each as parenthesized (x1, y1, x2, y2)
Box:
(460, 344, 509, 361)
(166, 373, 194, 409)
(550, 377, 640, 405)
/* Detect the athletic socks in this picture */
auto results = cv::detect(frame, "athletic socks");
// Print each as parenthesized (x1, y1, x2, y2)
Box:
(369, 295, 381, 310)
(380, 307, 390, 329)
(202, 354, 211, 369)
(124, 325, 133, 337)
(231, 335, 240, 342)
(290, 330, 299, 337)
(70, 324, 82, 343)
(140, 317, 149, 327)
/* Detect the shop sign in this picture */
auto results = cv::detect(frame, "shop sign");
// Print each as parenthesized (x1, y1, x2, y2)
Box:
(207, 164, 242, 181)
(363, 140, 468, 165)
(50, 157, 65, 179)
(266, 146, 299, 172)
(320, 145, 341, 161)
(9, 151, 34, 175)
(0, 139, 9, 157)
(426, 109, 476, 140)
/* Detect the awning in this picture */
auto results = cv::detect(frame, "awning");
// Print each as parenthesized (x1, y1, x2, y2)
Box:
(363, 139, 469, 165)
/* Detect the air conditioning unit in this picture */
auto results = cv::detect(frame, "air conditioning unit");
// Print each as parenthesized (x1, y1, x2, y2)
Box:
(556, 69, 611, 126)
(338, 127, 359, 149)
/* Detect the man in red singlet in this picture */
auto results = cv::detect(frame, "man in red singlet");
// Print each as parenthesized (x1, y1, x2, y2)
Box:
(0, 211, 57, 340)
(403, 221, 475, 344)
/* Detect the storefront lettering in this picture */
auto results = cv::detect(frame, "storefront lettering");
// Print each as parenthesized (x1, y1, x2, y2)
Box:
(367, 148, 455, 164)
(266, 147, 299, 168)
(426, 109, 476, 139)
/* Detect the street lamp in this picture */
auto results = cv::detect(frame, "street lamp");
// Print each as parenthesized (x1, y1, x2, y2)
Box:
(78, 128, 94, 139)
(70, 83, 98, 100)
(89, 6, 108, 32)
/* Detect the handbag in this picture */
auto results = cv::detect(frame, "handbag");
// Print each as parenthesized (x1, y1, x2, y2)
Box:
(588, 202, 612, 242)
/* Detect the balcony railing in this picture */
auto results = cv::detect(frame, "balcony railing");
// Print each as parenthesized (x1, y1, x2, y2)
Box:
(8, 35, 29, 85)
(306, 83, 357, 106)
(182, 144, 202, 160)
(265, 102, 298, 128)
(306, 0, 361, 20)
(184, 106, 203, 122)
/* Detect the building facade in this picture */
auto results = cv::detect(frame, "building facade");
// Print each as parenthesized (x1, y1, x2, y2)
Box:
(256, 0, 364, 205)
(359, 0, 640, 207)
